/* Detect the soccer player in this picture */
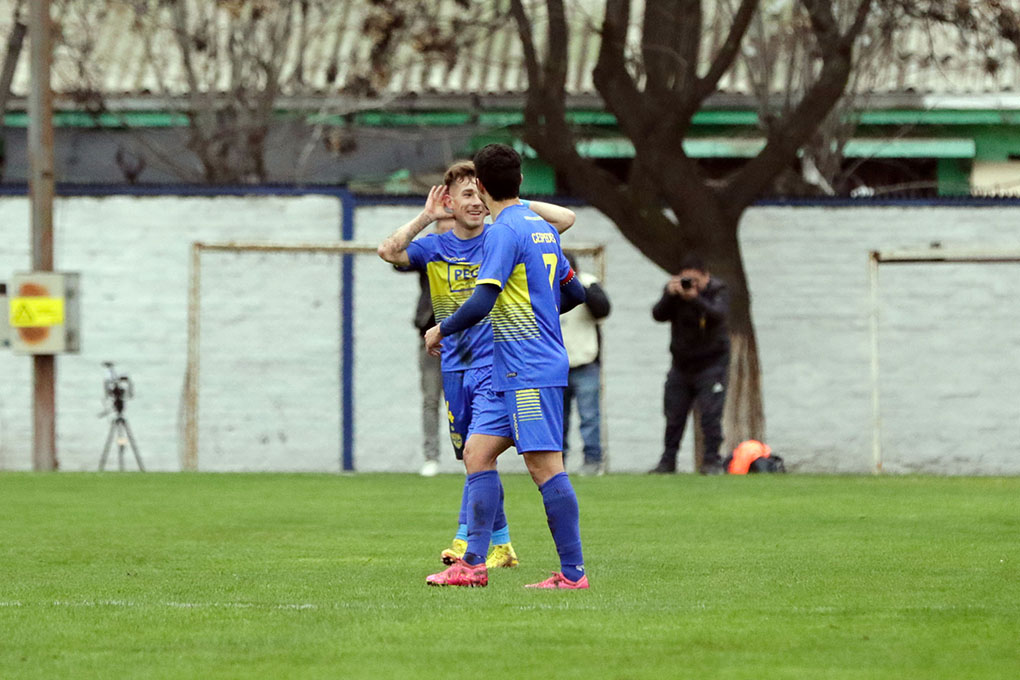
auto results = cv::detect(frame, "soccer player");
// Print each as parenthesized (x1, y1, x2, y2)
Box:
(378, 160, 576, 569)
(423, 144, 589, 589)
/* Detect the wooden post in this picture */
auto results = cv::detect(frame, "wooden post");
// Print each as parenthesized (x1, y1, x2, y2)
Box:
(183, 243, 202, 471)
(28, 0, 56, 470)
(868, 251, 881, 474)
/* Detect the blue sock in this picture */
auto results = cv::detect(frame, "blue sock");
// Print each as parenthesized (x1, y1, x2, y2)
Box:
(490, 479, 510, 545)
(490, 525, 510, 545)
(464, 470, 501, 566)
(455, 478, 469, 541)
(539, 472, 585, 582)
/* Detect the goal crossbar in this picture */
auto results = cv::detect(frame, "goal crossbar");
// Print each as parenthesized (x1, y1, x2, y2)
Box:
(868, 246, 1020, 474)
(873, 247, 1020, 264)
(182, 240, 606, 472)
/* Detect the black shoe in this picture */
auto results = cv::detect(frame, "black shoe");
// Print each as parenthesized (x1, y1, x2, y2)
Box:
(649, 460, 676, 474)
(699, 461, 725, 476)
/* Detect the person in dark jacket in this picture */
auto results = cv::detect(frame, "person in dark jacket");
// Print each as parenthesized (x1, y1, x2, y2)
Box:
(649, 254, 730, 475)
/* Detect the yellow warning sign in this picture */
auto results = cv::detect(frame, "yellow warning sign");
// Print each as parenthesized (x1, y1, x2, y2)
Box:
(9, 297, 64, 327)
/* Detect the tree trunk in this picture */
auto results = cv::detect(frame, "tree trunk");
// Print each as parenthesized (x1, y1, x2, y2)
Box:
(725, 316, 765, 447)
(708, 231, 766, 452)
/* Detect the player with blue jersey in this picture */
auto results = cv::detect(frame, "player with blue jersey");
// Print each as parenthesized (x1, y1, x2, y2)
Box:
(378, 160, 576, 570)
(424, 144, 590, 589)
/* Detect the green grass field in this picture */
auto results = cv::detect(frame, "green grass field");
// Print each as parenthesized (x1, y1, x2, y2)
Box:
(0, 472, 1016, 679)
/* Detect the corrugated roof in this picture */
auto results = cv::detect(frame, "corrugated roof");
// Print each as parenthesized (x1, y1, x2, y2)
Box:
(1, 0, 1017, 108)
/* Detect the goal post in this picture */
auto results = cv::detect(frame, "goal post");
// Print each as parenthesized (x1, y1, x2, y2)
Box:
(868, 246, 1020, 474)
(183, 241, 375, 472)
(182, 240, 606, 473)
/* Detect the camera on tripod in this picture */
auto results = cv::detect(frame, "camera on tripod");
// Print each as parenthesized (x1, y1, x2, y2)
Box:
(101, 361, 134, 417)
(98, 362, 144, 471)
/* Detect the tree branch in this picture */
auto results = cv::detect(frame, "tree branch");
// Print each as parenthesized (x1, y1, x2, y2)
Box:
(592, 0, 650, 142)
(724, 0, 874, 212)
(510, 0, 671, 263)
(544, 0, 568, 96)
(509, 0, 539, 81)
(642, 0, 704, 126)
(696, 0, 758, 101)
(0, 3, 26, 118)
(641, 0, 688, 96)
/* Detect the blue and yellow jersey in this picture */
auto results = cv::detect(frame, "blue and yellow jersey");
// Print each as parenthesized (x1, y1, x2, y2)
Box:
(404, 231, 493, 372)
(476, 204, 573, 391)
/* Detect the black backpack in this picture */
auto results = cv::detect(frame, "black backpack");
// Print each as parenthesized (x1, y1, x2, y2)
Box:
(747, 455, 786, 473)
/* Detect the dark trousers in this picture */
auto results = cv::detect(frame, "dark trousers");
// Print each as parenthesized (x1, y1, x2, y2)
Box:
(660, 357, 728, 467)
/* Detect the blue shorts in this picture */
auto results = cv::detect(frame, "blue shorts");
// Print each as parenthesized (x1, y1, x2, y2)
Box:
(502, 387, 565, 454)
(443, 366, 513, 459)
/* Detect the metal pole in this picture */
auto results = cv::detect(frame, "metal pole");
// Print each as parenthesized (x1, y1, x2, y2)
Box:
(868, 251, 882, 474)
(28, 0, 56, 470)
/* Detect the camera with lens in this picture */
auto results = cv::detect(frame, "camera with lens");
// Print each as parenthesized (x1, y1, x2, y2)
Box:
(680, 277, 694, 290)
(101, 361, 134, 417)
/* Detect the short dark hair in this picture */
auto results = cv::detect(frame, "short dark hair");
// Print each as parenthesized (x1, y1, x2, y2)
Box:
(472, 143, 521, 201)
(679, 253, 707, 273)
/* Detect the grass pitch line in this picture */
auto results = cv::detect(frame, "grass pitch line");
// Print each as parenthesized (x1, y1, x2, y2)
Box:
(0, 600, 319, 610)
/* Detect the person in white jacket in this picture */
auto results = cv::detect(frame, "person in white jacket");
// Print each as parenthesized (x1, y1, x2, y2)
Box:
(560, 252, 611, 475)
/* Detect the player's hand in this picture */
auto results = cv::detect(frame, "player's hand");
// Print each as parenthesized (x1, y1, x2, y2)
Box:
(422, 185, 450, 224)
(666, 276, 684, 296)
(424, 324, 443, 357)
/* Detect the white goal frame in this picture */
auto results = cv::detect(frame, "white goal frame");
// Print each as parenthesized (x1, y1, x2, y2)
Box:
(182, 240, 607, 472)
(868, 246, 1020, 474)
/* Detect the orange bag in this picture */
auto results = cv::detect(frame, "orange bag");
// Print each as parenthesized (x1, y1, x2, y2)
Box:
(727, 440, 773, 475)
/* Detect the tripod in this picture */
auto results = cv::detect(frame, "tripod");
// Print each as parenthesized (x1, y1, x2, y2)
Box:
(98, 391, 145, 472)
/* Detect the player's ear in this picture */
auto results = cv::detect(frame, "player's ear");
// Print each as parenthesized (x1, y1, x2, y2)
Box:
(475, 177, 489, 198)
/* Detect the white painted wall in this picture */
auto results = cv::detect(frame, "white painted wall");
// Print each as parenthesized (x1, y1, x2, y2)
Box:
(1, 196, 1017, 474)
(0, 195, 343, 471)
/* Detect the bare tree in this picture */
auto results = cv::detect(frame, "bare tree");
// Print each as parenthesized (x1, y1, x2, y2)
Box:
(897, 1, 1020, 61)
(55, 0, 493, 184)
(742, 1, 1020, 197)
(738, 0, 898, 196)
(509, 0, 876, 446)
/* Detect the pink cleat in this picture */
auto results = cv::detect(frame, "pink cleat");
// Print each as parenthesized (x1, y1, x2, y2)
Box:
(525, 571, 590, 589)
(426, 558, 488, 587)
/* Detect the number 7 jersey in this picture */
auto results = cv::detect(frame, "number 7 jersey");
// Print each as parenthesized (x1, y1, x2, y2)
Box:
(476, 204, 574, 392)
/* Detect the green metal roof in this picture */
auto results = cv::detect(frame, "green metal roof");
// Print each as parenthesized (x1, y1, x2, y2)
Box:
(2, 108, 1018, 130)
(535, 137, 976, 159)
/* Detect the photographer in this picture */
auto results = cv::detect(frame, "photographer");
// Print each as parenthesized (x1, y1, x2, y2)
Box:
(649, 255, 730, 475)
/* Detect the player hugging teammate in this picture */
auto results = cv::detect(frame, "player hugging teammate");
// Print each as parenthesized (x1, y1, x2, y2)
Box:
(378, 147, 589, 588)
